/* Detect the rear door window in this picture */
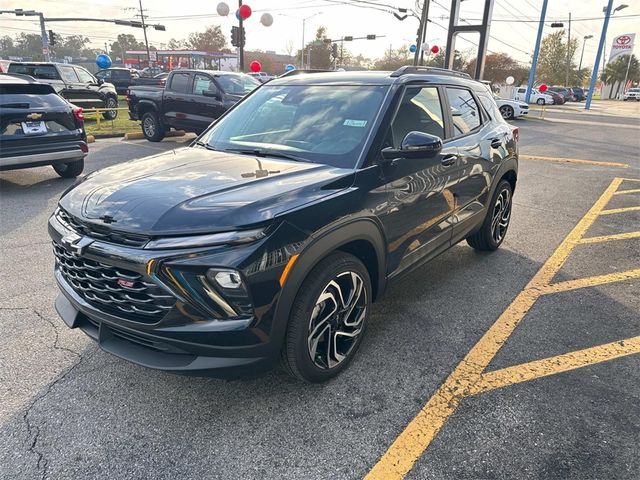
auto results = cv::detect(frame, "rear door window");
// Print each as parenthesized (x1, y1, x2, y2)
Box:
(446, 87, 482, 136)
(168, 73, 191, 93)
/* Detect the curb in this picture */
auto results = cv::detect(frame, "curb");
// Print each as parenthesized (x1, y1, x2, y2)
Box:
(123, 130, 186, 141)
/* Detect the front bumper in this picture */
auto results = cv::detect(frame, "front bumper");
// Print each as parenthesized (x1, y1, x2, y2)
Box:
(47, 212, 305, 377)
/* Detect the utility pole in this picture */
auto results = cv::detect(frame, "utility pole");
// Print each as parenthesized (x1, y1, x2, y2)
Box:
(414, 0, 430, 66)
(138, 0, 151, 66)
(525, 0, 549, 104)
(565, 12, 571, 86)
(38, 13, 51, 61)
(578, 35, 593, 72)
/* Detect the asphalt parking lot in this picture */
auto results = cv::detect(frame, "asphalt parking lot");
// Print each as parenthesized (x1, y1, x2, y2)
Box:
(1, 100, 639, 479)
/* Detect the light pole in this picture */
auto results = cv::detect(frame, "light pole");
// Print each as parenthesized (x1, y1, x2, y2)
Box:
(578, 35, 593, 72)
(301, 12, 322, 69)
(526, 0, 549, 104)
(565, 12, 571, 86)
(586, 2, 627, 109)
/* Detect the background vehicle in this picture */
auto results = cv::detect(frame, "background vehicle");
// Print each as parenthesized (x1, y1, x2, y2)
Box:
(0, 74, 87, 178)
(7, 62, 119, 119)
(95, 67, 164, 94)
(249, 72, 274, 83)
(481, 81, 528, 119)
(140, 66, 164, 78)
(51, 67, 518, 382)
(546, 91, 565, 105)
(548, 86, 575, 102)
(127, 69, 260, 141)
(623, 87, 640, 101)
(570, 87, 586, 101)
(514, 87, 554, 105)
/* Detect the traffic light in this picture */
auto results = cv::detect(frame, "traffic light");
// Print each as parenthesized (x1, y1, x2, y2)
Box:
(331, 43, 338, 58)
(48, 30, 57, 46)
(344, 36, 353, 41)
(231, 26, 245, 47)
(366, 34, 376, 40)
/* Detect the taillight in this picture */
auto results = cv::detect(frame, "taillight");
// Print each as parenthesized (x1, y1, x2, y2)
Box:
(512, 127, 519, 142)
(80, 142, 89, 153)
(73, 107, 84, 122)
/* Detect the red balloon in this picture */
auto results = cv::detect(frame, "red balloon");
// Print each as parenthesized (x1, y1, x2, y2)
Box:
(430, 45, 439, 54)
(250, 60, 261, 73)
(539, 84, 548, 92)
(239, 4, 252, 19)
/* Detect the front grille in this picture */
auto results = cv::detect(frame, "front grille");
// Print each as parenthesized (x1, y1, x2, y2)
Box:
(53, 241, 175, 323)
(56, 208, 149, 248)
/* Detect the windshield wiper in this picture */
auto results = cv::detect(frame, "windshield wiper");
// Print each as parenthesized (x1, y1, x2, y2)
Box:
(194, 140, 218, 151)
(224, 148, 307, 163)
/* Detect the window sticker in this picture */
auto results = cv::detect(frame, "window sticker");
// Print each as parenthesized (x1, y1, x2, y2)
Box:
(343, 119, 367, 127)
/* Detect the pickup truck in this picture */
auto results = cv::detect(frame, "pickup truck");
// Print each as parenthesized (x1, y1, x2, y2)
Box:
(95, 67, 165, 94)
(127, 69, 260, 141)
(7, 62, 119, 119)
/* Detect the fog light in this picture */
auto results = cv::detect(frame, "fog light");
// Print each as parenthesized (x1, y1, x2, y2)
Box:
(207, 269, 243, 289)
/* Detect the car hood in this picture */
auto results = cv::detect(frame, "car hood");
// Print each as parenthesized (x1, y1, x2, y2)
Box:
(59, 147, 354, 236)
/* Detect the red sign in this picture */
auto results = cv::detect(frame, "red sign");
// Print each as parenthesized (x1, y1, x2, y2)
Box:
(617, 35, 631, 45)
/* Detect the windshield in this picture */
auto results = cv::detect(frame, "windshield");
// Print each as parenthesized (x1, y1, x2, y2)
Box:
(203, 84, 388, 169)
(215, 74, 260, 95)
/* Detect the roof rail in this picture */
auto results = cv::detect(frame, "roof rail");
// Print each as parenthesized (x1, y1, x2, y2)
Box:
(390, 66, 472, 79)
(279, 69, 334, 77)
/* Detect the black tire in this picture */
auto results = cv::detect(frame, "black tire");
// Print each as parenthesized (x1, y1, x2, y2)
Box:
(466, 179, 513, 251)
(536, 98, 545, 105)
(499, 105, 514, 120)
(281, 252, 372, 383)
(102, 96, 118, 120)
(53, 159, 84, 178)
(141, 111, 165, 142)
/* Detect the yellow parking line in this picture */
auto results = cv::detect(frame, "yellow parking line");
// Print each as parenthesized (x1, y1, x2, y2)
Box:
(364, 178, 623, 480)
(578, 231, 640, 244)
(621, 178, 640, 183)
(519, 154, 628, 169)
(613, 188, 640, 195)
(541, 268, 640, 295)
(599, 206, 640, 215)
(472, 336, 640, 395)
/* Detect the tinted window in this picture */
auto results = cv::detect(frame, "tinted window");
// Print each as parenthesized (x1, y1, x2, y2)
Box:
(0, 87, 67, 109)
(8, 64, 60, 80)
(391, 86, 444, 146)
(446, 88, 481, 136)
(518, 88, 526, 93)
(112, 70, 129, 80)
(477, 93, 502, 121)
(204, 85, 387, 169)
(59, 65, 79, 82)
(215, 74, 260, 95)
(192, 74, 214, 95)
(169, 73, 190, 93)
(95, 70, 111, 80)
(74, 67, 95, 83)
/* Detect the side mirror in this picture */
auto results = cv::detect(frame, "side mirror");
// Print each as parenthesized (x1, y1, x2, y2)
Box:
(203, 89, 222, 100)
(381, 131, 443, 161)
(97, 78, 105, 85)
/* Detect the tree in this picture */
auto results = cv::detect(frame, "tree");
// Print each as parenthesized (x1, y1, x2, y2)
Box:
(535, 30, 579, 85)
(372, 46, 412, 71)
(14, 33, 45, 60)
(464, 52, 527, 84)
(601, 54, 639, 98)
(187, 25, 227, 52)
(0, 36, 17, 57)
(109, 34, 146, 60)
(295, 26, 333, 69)
(167, 38, 188, 50)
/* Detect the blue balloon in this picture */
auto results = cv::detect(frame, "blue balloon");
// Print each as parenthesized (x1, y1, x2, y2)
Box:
(285, 64, 295, 72)
(409, 44, 417, 53)
(96, 54, 112, 69)
(235, 9, 241, 20)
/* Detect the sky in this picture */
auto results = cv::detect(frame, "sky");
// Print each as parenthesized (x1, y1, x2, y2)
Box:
(1, 0, 639, 70)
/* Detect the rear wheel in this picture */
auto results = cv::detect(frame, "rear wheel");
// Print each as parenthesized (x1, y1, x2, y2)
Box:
(141, 111, 165, 142)
(499, 105, 514, 120)
(466, 179, 512, 251)
(536, 98, 545, 105)
(53, 159, 84, 178)
(102, 96, 118, 120)
(281, 252, 371, 383)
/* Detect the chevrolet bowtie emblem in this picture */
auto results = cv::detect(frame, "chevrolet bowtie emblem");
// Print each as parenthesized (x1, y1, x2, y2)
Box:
(61, 233, 93, 256)
(26, 113, 43, 121)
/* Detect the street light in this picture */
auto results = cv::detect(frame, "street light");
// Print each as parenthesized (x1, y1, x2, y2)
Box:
(578, 35, 593, 72)
(301, 12, 322, 69)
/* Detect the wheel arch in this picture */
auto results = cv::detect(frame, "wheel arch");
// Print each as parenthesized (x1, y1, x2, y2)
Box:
(137, 100, 158, 119)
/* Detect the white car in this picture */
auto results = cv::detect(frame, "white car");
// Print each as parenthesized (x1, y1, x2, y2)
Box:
(480, 82, 529, 119)
(623, 87, 640, 101)
(515, 87, 555, 105)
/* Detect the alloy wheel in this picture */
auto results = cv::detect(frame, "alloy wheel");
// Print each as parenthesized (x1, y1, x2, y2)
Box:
(307, 271, 368, 369)
(106, 98, 117, 116)
(491, 187, 511, 243)
(499, 105, 513, 119)
(143, 117, 156, 137)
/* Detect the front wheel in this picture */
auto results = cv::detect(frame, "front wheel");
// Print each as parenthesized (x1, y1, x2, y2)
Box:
(466, 179, 513, 251)
(281, 252, 371, 383)
(536, 98, 545, 105)
(102, 96, 118, 120)
(141, 111, 165, 142)
(53, 159, 84, 178)
(499, 105, 514, 120)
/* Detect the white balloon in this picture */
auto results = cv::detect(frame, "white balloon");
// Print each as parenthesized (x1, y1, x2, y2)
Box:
(421, 42, 430, 51)
(260, 13, 274, 27)
(216, 2, 230, 16)
(506, 76, 515, 85)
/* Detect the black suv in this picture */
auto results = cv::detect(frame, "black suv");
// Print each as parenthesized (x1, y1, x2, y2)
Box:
(7, 62, 119, 119)
(49, 67, 518, 382)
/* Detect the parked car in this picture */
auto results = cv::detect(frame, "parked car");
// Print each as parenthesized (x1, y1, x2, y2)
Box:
(95, 67, 164, 94)
(546, 91, 565, 105)
(50, 66, 519, 382)
(480, 81, 528, 119)
(127, 69, 260, 141)
(547, 86, 575, 102)
(7, 62, 119, 119)
(0, 74, 87, 177)
(570, 87, 586, 101)
(514, 87, 554, 105)
(623, 87, 640, 101)
(249, 72, 274, 83)
(140, 66, 164, 78)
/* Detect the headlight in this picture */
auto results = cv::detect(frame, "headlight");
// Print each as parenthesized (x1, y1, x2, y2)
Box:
(144, 228, 265, 250)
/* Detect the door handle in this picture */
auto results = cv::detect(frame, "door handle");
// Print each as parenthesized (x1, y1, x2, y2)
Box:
(490, 138, 503, 149)
(441, 155, 457, 167)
